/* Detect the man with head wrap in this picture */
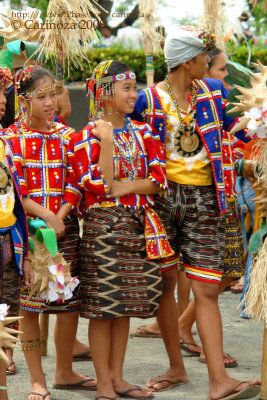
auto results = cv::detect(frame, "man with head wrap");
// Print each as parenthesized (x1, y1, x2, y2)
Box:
(131, 26, 261, 400)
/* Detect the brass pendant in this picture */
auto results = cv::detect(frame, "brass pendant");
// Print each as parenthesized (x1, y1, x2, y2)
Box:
(180, 133, 200, 152)
(175, 130, 203, 158)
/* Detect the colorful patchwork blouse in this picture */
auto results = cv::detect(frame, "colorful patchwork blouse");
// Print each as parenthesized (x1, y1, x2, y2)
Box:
(5, 122, 76, 214)
(63, 117, 168, 211)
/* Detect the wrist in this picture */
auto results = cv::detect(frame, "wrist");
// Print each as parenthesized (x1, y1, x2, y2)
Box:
(42, 208, 54, 222)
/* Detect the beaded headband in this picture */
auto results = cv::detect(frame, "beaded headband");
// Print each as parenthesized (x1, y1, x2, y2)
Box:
(86, 60, 136, 119)
(179, 26, 216, 51)
(0, 67, 13, 89)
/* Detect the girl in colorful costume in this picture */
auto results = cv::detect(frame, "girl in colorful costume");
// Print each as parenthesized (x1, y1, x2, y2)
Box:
(5, 65, 97, 400)
(0, 67, 33, 400)
(61, 60, 174, 400)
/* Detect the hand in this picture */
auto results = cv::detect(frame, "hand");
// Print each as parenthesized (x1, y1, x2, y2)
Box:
(92, 119, 113, 142)
(21, 260, 34, 288)
(107, 180, 133, 198)
(44, 210, 65, 238)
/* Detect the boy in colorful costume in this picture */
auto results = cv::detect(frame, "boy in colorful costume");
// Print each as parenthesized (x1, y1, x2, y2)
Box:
(131, 26, 260, 400)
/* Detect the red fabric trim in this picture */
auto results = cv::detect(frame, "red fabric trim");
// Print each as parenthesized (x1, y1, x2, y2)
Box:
(183, 263, 223, 275)
(185, 272, 221, 284)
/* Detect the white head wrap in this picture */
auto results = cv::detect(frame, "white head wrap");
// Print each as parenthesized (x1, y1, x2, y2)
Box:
(164, 26, 216, 71)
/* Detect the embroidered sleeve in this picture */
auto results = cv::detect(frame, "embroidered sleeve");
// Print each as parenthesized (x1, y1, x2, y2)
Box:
(143, 124, 168, 192)
(63, 128, 109, 207)
(7, 133, 29, 198)
(233, 136, 245, 160)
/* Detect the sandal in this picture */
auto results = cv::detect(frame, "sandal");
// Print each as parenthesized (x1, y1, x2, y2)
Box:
(28, 391, 50, 400)
(6, 360, 16, 375)
(117, 385, 154, 399)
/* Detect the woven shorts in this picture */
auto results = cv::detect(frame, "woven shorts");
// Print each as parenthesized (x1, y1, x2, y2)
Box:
(155, 182, 226, 284)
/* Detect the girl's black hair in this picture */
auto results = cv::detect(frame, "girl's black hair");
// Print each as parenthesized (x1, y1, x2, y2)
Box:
(1, 85, 15, 128)
(207, 48, 223, 70)
(106, 60, 131, 77)
(17, 65, 55, 96)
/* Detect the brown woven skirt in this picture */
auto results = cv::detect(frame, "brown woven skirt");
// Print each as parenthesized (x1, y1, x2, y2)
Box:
(222, 199, 245, 278)
(80, 206, 162, 320)
(20, 215, 81, 313)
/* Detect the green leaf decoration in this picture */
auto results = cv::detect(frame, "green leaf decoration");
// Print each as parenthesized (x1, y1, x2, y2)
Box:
(0, 50, 13, 69)
(36, 228, 57, 257)
(0, 36, 4, 47)
(225, 60, 252, 88)
(28, 236, 34, 254)
(6, 40, 21, 55)
(249, 219, 267, 254)
(21, 41, 42, 62)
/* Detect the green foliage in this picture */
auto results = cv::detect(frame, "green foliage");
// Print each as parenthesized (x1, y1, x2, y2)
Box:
(247, 0, 267, 36)
(11, 0, 49, 19)
(44, 47, 168, 83)
(226, 40, 267, 67)
(43, 42, 267, 83)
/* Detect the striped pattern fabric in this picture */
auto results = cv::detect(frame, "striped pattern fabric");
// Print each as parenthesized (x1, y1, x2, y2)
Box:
(80, 206, 162, 319)
(155, 182, 225, 284)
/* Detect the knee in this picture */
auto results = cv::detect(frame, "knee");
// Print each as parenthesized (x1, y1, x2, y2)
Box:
(161, 269, 178, 294)
(191, 280, 219, 303)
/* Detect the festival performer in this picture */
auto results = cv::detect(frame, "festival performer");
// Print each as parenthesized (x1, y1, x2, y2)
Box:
(5, 65, 97, 400)
(131, 26, 261, 400)
(60, 60, 174, 400)
(0, 67, 34, 400)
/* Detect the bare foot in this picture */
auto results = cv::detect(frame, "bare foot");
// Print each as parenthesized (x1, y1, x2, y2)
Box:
(146, 371, 188, 392)
(54, 371, 97, 389)
(28, 383, 51, 400)
(199, 351, 238, 367)
(209, 379, 261, 400)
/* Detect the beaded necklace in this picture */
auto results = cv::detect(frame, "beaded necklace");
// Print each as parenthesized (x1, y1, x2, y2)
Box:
(164, 79, 203, 157)
(113, 117, 141, 181)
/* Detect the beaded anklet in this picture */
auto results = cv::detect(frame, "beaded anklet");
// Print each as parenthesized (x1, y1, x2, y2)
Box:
(20, 338, 41, 351)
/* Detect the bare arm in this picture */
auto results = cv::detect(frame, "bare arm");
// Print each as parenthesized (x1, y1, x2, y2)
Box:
(108, 179, 161, 198)
(22, 197, 65, 237)
(92, 120, 114, 192)
(57, 203, 73, 221)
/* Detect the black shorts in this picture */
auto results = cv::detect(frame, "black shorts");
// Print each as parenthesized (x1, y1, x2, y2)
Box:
(155, 182, 225, 284)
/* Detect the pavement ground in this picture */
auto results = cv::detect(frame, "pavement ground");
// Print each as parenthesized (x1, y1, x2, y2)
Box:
(7, 291, 263, 400)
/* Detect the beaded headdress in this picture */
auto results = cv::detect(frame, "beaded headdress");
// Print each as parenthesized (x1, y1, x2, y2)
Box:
(0, 67, 13, 89)
(86, 60, 136, 119)
(14, 65, 55, 124)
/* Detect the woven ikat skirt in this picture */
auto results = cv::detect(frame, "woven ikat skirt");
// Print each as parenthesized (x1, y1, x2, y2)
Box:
(80, 206, 162, 319)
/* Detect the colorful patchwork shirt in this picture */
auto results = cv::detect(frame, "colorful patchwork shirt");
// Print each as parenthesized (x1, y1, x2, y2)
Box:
(131, 78, 249, 214)
(5, 122, 76, 214)
(0, 135, 28, 275)
(64, 118, 168, 211)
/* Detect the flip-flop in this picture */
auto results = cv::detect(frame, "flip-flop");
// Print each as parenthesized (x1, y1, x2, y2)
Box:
(117, 385, 154, 399)
(53, 377, 97, 391)
(146, 376, 188, 392)
(207, 382, 260, 399)
(28, 391, 50, 400)
(179, 339, 201, 356)
(198, 354, 238, 368)
(129, 326, 162, 338)
(72, 349, 92, 362)
(6, 360, 16, 375)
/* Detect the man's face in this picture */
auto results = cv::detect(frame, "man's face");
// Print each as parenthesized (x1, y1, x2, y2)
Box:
(188, 51, 211, 80)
